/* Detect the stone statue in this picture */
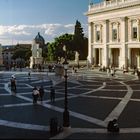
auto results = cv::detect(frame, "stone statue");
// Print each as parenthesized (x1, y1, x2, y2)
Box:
(31, 40, 42, 58)
(75, 51, 79, 62)
(75, 51, 80, 68)
(30, 39, 43, 68)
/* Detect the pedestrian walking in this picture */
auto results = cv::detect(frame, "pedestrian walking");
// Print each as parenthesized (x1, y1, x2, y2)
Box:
(133, 65, 137, 75)
(50, 80, 53, 86)
(107, 67, 110, 77)
(72, 66, 75, 74)
(137, 70, 140, 80)
(39, 86, 45, 101)
(111, 68, 115, 77)
(32, 86, 39, 104)
(28, 70, 31, 79)
(50, 86, 55, 102)
(10, 76, 16, 92)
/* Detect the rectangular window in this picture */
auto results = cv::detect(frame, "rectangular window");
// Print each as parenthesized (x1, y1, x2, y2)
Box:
(112, 29, 117, 41)
(133, 27, 137, 39)
(96, 31, 100, 42)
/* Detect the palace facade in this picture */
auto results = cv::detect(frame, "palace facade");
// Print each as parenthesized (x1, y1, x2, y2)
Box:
(86, 0, 140, 69)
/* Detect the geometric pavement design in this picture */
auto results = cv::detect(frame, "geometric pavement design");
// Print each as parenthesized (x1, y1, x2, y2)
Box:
(0, 69, 140, 139)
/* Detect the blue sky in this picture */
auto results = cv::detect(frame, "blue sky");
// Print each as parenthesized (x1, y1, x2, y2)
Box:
(0, 0, 102, 45)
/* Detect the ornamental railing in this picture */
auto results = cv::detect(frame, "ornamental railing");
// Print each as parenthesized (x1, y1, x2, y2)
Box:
(89, 0, 140, 11)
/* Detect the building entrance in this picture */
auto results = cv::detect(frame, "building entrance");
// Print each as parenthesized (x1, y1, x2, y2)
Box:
(95, 48, 102, 66)
(112, 48, 119, 67)
(131, 48, 140, 68)
(95, 49, 99, 66)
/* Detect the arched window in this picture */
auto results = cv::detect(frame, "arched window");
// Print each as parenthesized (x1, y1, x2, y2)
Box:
(95, 24, 102, 42)
(131, 19, 138, 40)
(112, 22, 118, 41)
(112, 29, 117, 40)
(96, 30, 100, 41)
(132, 27, 137, 39)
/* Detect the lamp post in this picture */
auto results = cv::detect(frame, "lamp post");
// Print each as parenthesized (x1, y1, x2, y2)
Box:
(63, 45, 70, 127)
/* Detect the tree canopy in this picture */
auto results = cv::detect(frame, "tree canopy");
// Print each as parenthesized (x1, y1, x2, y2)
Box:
(73, 20, 87, 59)
(47, 20, 88, 61)
(47, 33, 74, 61)
(12, 44, 31, 61)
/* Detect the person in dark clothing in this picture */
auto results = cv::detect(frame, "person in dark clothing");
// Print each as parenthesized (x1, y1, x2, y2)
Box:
(107, 119, 119, 132)
(137, 70, 140, 80)
(50, 80, 53, 86)
(50, 86, 55, 102)
(32, 86, 39, 104)
(48, 65, 52, 72)
(11, 76, 16, 92)
(39, 86, 45, 101)
(28, 71, 31, 79)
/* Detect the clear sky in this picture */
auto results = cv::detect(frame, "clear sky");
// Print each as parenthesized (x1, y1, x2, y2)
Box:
(0, 0, 102, 45)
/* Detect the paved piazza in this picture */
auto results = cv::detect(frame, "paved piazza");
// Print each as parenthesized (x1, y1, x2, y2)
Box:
(0, 68, 140, 139)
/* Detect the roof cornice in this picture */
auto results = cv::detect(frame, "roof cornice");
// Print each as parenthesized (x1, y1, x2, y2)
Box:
(86, 0, 140, 16)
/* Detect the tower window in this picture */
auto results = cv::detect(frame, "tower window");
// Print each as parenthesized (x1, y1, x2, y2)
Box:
(96, 31, 100, 41)
(112, 29, 117, 41)
(132, 27, 137, 39)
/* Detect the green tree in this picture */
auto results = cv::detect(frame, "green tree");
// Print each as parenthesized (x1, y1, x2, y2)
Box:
(73, 20, 88, 59)
(42, 43, 48, 64)
(12, 45, 31, 61)
(47, 42, 56, 61)
(47, 21, 88, 61)
(47, 33, 74, 61)
(74, 20, 84, 40)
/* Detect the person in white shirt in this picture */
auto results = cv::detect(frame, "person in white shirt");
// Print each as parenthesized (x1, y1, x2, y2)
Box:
(107, 67, 110, 77)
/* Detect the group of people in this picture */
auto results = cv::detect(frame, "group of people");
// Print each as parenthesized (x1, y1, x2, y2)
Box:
(99, 65, 116, 77)
(10, 73, 56, 104)
(32, 85, 56, 104)
(72, 66, 77, 74)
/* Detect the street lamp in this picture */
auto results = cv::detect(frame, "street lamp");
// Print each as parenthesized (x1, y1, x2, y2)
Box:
(63, 45, 70, 127)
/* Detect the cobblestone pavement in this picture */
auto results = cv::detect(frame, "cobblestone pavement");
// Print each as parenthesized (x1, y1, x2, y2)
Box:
(0, 68, 140, 139)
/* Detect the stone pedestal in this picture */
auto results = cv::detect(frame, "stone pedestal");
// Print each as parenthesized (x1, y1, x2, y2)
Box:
(30, 56, 43, 68)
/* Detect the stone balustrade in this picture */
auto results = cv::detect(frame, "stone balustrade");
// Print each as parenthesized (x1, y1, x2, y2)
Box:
(89, 0, 140, 11)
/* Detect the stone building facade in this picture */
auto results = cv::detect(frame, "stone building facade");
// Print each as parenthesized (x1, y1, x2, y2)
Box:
(86, 0, 140, 69)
